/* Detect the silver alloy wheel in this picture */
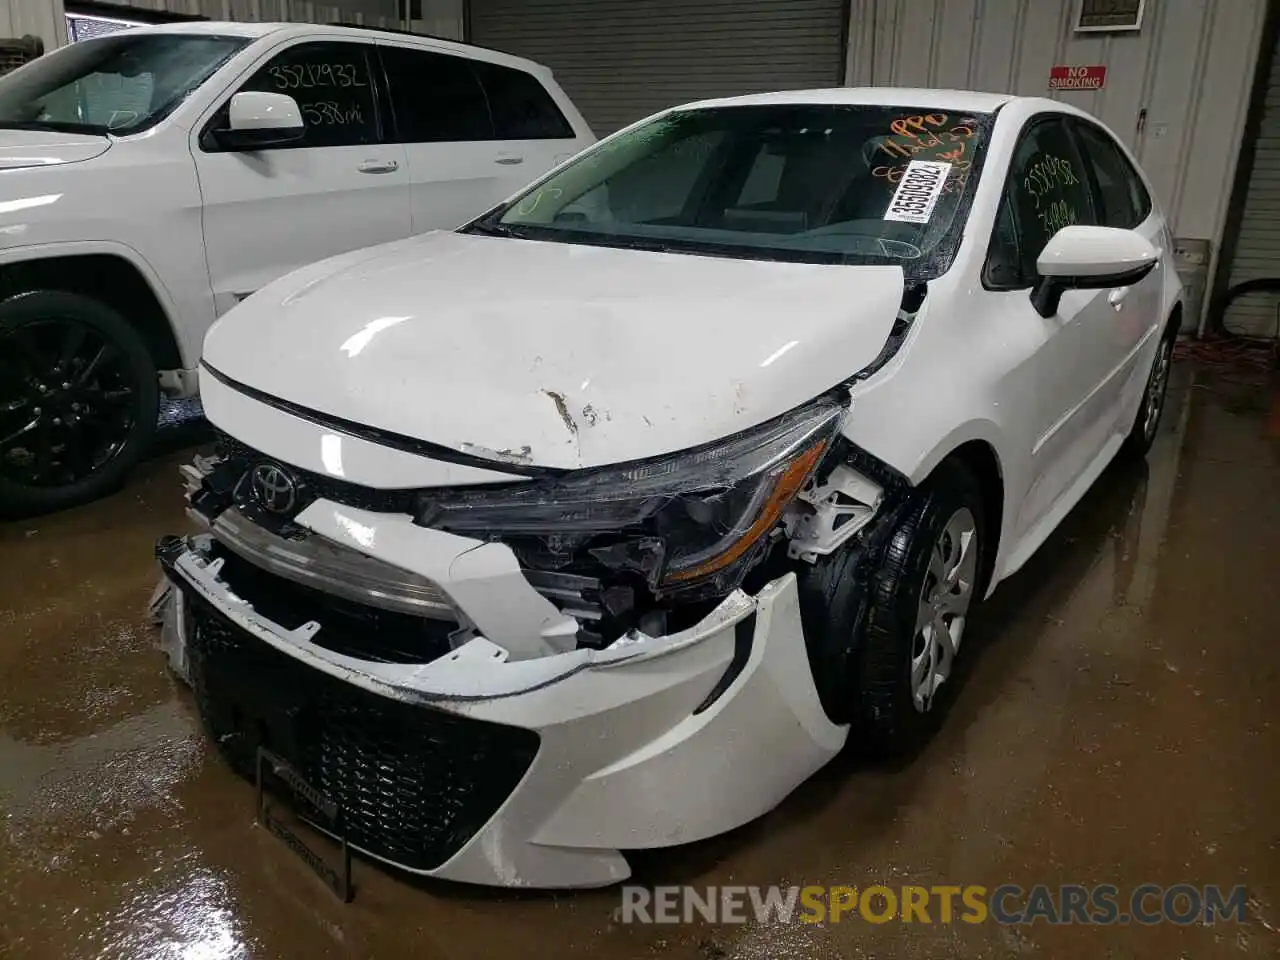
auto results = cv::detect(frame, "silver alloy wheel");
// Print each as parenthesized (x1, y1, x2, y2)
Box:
(1142, 337, 1173, 442)
(911, 507, 979, 713)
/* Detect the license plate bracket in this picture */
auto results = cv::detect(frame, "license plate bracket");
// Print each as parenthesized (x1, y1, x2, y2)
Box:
(255, 747, 353, 902)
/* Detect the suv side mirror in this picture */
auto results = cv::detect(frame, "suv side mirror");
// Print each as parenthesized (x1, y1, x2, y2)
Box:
(1031, 225, 1159, 318)
(215, 91, 305, 150)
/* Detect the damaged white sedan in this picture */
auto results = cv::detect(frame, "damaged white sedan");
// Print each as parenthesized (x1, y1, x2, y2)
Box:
(155, 88, 1182, 889)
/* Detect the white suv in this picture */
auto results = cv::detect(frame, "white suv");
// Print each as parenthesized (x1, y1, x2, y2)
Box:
(0, 21, 593, 516)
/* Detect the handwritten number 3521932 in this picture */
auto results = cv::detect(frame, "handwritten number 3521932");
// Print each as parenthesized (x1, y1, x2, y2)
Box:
(269, 63, 366, 90)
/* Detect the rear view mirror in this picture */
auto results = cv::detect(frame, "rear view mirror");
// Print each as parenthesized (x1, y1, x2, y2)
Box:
(1031, 225, 1159, 318)
(216, 91, 305, 150)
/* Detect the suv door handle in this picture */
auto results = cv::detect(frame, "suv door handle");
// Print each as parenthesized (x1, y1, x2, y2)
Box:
(358, 159, 399, 174)
(495, 154, 524, 165)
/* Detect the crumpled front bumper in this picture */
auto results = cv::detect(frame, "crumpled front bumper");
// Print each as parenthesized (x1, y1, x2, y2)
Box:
(158, 498, 847, 889)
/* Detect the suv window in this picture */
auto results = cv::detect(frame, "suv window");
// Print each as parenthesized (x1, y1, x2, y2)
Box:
(233, 41, 380, 148)
(468, 60, 574, 140)
(1073, 120, 1152, 229)
(987, 116, 1095, 287)
(379, 46, 492, 142)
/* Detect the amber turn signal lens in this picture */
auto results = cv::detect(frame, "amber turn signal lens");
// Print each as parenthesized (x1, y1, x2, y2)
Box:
(664, 440, 828, 584)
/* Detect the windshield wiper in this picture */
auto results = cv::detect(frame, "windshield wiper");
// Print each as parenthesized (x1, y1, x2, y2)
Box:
(463, 221, 523, 239)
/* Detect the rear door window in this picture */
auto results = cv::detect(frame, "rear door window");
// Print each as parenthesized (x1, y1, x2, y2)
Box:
(469, 60, 574, 140)
(1072, 120, 1152, 229)
(379, 45, 493, 142)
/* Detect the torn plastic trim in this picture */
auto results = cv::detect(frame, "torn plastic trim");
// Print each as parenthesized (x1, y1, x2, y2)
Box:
(299, 499, 580, 660)
(181, 447, 610, 624)
(157, 537, 759, 703)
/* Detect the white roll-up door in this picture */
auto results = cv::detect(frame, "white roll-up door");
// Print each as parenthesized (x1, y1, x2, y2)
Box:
(1223, 33, 1280, 338)
(467, 0, 847, 135)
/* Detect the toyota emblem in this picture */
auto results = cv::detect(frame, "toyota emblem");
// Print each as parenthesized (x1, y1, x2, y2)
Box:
(250, 463, 298, 515)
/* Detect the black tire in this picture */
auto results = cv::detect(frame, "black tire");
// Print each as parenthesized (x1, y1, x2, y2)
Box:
(0, 291, 157, 518)
(1122, 323, 1176, 459)
(802, 458, 986, 758)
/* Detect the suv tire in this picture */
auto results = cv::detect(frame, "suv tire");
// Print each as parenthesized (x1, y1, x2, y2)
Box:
(0, 291, 157, 517)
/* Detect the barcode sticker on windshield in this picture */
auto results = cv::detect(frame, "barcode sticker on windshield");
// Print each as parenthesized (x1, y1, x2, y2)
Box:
(884, 160, 952, 224)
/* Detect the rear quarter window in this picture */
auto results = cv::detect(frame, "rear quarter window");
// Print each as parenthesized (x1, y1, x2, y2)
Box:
(1073, 120, 1152, 229)
(469, 60, 574, 140)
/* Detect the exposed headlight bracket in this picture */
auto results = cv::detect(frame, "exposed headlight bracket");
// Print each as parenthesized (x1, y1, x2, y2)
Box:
(785, 463, 884, 563)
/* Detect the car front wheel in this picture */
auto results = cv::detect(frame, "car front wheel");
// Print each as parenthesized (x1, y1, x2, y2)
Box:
(0, 290, 158, 518)
(861, 459, 986, 755)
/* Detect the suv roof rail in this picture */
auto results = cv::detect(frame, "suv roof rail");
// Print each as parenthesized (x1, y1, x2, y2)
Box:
(324, 21, 510, 57)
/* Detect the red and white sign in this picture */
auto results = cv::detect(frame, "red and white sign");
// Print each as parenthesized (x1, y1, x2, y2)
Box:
(1048, 65, 1107, 91)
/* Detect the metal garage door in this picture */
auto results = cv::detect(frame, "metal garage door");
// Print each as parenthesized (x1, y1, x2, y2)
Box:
(467, 0, 847, 136)
(1223, 34, 1280, 338)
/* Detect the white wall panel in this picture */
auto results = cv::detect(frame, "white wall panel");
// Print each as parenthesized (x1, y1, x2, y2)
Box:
(0, 0, 67, 48)
(844, 0, 1267, 245)
(844, 0, 1269, 332)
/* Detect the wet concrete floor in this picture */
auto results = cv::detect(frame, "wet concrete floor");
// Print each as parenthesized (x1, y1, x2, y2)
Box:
(1, 363, 1278, 959)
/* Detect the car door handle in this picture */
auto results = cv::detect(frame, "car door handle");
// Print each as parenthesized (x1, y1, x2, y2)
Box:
(495, 155, 525, 165)
(1108, 286, 1130, 310)
(357, 159, 399, 174)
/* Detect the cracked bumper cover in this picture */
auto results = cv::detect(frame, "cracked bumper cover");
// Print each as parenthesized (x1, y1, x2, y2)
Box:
(159, 499, 847, 888)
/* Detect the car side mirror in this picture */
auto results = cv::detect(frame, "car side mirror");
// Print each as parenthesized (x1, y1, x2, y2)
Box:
(215, 91, 306, 150)
(1031, 225, 1159, 318)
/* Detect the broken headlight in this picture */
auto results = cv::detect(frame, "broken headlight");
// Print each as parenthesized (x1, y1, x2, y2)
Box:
(416, 397, 846, 594)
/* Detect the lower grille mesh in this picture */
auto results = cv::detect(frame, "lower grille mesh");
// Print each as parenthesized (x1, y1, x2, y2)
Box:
(183, 591, 540, 872)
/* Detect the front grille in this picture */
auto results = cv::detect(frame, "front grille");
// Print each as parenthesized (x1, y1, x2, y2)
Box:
(181, 589, 540, 872)
(217, 433, 419, 514)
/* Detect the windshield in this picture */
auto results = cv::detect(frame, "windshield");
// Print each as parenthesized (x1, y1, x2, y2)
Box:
(476, 104, 993, 277)
(0, 32, 248, 136)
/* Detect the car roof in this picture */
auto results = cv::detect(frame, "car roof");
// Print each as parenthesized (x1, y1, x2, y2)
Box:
(124, 21, 549, 73)
(127, 20, 285, 39)
(680, 87, 1019, 114)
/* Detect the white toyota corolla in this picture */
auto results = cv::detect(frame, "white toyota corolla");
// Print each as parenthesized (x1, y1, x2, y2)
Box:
(156, 88, 1181, 889)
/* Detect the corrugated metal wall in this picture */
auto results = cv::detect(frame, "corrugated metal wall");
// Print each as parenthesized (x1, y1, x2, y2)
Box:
(468, 0, 848, 135)
(1221, 28, 1280, 338)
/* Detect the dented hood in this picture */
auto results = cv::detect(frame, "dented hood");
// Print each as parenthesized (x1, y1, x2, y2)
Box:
(202, 231, 905, 470)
